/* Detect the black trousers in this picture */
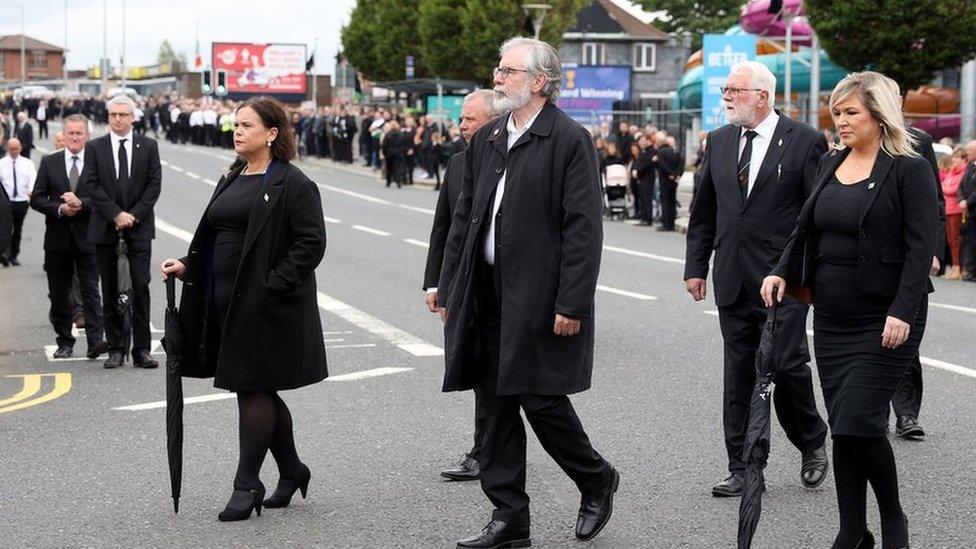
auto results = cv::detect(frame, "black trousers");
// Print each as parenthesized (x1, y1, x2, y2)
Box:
(468, 387, 486, 461)
(9, 201, 29, 259)
(639, 176, 656, 223)
(45, 240, 104, 348)
(475, 261, 610, 526)
(960, 213, 976, 274)
(95, 240, 152, 356)
(890, 356, 923, 419)
(659, 177, 677, 230)
(38, 120, 49, 139)
(717, 285, 828, 472)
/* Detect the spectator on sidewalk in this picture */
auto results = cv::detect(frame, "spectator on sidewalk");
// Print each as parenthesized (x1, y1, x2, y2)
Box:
(0, 138, 36, 266)
(940, 147, 968, 280)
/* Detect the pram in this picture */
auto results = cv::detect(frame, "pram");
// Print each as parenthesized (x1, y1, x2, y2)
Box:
(603, 163, 629, 220)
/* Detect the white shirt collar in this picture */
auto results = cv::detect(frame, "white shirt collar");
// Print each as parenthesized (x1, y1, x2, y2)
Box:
(111, 130, 134, 143)
(507, 106, 543, 138)
(65, 147, 85, 163)
(742, 110, 778, 140)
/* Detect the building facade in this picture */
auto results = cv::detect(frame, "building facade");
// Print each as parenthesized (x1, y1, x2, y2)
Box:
(0, 35, 65, 82)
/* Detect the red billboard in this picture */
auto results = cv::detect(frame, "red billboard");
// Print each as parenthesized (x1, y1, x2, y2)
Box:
(212, 42, 307, 95)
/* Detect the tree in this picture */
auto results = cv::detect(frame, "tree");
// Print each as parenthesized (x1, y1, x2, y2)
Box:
(458, 0, 524, 85)
(157, 39, 187, 71)
(419, 0, 468, 80)
(807, 0, 976, 92)
(633, 0, 740, 49)
(342, 0, 427, 82)
(341, 0, 383, 81)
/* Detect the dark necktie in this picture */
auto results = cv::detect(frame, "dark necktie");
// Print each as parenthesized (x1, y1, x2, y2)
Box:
(117, 138, 129, 201)
(738, 130, 758, 202)
(11, 157, 17, 198)
(69, 156, 80, 191)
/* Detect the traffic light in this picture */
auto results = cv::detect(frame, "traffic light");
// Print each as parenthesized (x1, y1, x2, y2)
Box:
(201, 70, 213, 95)
(216, 70, 227, 96)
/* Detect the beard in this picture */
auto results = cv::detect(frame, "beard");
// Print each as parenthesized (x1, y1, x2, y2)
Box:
(493, 79, 533, 112)
(726, 102, 757, 127)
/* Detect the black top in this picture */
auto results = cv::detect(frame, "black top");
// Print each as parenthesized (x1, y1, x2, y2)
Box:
(207, 173, 263, 233)
(814, 175, 867, 266)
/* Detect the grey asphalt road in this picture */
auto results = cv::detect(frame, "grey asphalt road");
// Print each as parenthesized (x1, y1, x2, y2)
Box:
(1, 126, 975, 549)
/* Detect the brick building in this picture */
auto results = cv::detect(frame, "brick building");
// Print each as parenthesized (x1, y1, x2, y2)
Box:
(0, 35, 65, 82)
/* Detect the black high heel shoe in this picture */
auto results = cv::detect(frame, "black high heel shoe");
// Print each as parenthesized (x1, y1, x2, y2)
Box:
(217, 483, 265, 522)
(854, 530, 876, 549)
(263, 464, 311, 509)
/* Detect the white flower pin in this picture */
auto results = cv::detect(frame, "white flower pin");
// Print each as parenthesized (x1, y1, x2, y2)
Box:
(777, 138, 783, 147)
(867, 182, 875, 190)
(264, 193, 269, 202)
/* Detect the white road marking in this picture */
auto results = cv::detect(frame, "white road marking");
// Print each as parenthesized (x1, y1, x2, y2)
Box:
(45, 340, 163, 362)
(326, 343, 378, 349)
(203, 178, 218, 187)
(323, 216, 342, 224)
(185, 171, 201, 180)
(929, 302, 976, 315)
(703, 310, 719, 316)
(317, 292, 444, 357)
(112, 367, 414, 410)
(160, 159, 170, 166)
(323, 331, 353, 335)
(156, 218, 195, 243)
(596, 285, 657, 300)
(403, 238, 430, 248)
(603, 244, 685, 265)
(351, 224, 391, 236)
(320, 184, 392, 205)
(398, 204, 436, 215)
(169, 165, 185, 173)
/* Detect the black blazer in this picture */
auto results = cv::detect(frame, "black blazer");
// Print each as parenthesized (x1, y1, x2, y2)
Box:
(685, 115, 827, 307)
(15, 122, 33, 152)
(656, 145, 683, 180)
(908, 127, 946, 260)
(78, 133, 162, 244)
(176, 160, 328, 390)
(423, 150, 465, 290)
(29, 150, 95, 252)
(959, 162, 976, 212)
(771, 148, 938, 324)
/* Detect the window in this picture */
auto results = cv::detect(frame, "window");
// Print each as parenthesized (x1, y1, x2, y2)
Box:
(582, 42, 605, 65)
(29, 51, 46, 70)
(633, 43, 656, 72)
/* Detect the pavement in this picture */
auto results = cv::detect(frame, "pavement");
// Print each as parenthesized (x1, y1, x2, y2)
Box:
(2, 125, 975, 548)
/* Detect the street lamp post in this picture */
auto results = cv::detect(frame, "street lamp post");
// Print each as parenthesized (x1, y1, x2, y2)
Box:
(20, 5, 26, 86)
(521, 3, 552, 40)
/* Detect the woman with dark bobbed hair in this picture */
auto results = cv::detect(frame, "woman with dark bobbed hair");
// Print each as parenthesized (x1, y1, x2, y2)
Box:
(161, 96, 328, 521)
(762, 72, 937, 549)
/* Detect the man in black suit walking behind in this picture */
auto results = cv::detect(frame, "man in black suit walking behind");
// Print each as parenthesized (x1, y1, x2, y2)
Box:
(29, 114, 110, 360)
(14, 112, 34, 159)
(79, 95, 162, 369)
(423, 89, 500, 482)
(440, 37, 617, 548)
(684, 61, 829, 497)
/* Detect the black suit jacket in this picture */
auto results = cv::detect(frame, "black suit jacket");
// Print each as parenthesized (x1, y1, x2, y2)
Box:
(959, 161, 976, 211)
(908, 127, 946, 260)
(15, 122, 34, 152)
(29, 150, 95, 252)
(79, 133, 162, 244)
(423, 150, 465, 290)
(771, 148, 938, 324)
(656, 145, 683, 180)
(685, 115, 827, 307)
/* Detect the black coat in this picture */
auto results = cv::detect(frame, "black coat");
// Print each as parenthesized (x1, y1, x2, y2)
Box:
(908, 127, 946, 260)
(771, 148, 938, 324)
(685, 115, 827, 307)
(15, 121, 33, 154)
(29, 150, 95, 252)
(632, 146, 657, 185)
(424, 150, 464, 290)
(79, 133, 162, 244)
(656, 145, 683, 181)
(439, 104, 603, 396)
(176, 160, 328, 391)
(960, 162, 976, 211)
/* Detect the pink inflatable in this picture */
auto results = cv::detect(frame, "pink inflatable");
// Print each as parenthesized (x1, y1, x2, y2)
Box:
(740, 0, 812, 43)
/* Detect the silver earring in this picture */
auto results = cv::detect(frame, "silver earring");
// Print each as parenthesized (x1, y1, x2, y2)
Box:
(267, 140, 272, 147)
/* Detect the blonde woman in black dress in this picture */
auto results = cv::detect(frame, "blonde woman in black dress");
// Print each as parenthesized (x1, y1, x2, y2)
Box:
(762, 72, 937, 549)
(161, 97, 328, 521)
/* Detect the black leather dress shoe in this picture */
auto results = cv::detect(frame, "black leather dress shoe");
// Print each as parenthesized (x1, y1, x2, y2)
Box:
(103, 352, 124, 369)
(456, 520, 530, 549)
(853, 530, 876, 548)
(576, 467, 619, 541)
(712, 474, 745, 497)
(133, 350, 159, 369)
(895, 416, 925, 439)
(801, 445, 830, 488)
(441, 454, 480, 481)
(53, 345, 73, 359)
(9, 257, 20, 266)
(86, 340, 111, 360)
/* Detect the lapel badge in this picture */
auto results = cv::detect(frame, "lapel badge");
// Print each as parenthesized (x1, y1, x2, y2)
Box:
(263, 193, 269, 202)
(777, 138, 783, 147)
(867, 182, 875, 190)
(493, 128, 500, 136)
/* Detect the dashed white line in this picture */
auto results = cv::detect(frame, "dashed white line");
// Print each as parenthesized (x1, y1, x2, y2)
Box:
(323, 216, 342, 224)
(203, 178, 218, 187)
(155, 218, 195, 243)
(185, 171, 201, 180)
(596, 285, 657, 301)
(398, 204, 436, 215)
(603, 244, 685, 265)
(403, 238, 430, 248)
(316, 293, 443, 357)
(351, 224, 391, 236)
(169, 165, 185, 173)
(929, 302, 976, 315)
(320, 184, 392, 205)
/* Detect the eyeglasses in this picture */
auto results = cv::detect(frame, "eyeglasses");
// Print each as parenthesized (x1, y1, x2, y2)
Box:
(493, 66, 529, 78)
(720, 87, 763, 97)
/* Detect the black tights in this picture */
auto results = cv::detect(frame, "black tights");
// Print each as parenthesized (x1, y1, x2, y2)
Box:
(831, 435, 908, 549)
(234, 392, 303, 490)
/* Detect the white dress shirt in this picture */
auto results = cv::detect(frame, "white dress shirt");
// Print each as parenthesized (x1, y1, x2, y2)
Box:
(484, 107, 544, 265)
(36, 105, 47, 121)
(64, 147, 86, 181)
(737, 110, 779, 196)
(110, 130, 134, 179)
(202, 109, 218, 125)
(170, 107, 181, 124)
(189, 110, 204, 127)
(0, 154, 37, 202)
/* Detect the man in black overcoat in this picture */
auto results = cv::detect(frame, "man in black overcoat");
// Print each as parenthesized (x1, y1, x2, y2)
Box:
(423, 90, 500, 482)
(439, 38, 617, 549)
(29, 114, 109, 360)
(655, 134, 683, 231)
(14, 112, 34, 159)
(78, 95, 162, 369)
(631, 135, 656, 225)
(959, 140, 976, 281)
(684, 61, 829, 497)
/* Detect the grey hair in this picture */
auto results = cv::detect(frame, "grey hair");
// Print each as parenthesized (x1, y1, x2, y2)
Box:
(464, 89, 503, 117)
(829, 71, 919, 158)
(729, 61, 776, 109)
(499, 36, 562, 104)
(108, 94, 136, 112)
(63, 113, 90, 133)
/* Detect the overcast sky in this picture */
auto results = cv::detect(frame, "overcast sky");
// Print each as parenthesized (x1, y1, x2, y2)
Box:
(2, 0, 658, 75)
(0, 0, 358, 75)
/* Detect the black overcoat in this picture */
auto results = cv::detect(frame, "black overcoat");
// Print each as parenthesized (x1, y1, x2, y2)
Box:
(177, 160, 328, 391)
(438, 104, 603, 396)
(423, 150, 465, 290)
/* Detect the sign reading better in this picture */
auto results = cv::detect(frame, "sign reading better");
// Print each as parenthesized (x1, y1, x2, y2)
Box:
(701, 34, 756, 132)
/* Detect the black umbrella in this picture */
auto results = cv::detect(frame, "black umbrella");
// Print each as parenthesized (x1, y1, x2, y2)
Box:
(737, 301, 781, 549)
(116, 234, 132, 363)
(162, 276, 184, 513)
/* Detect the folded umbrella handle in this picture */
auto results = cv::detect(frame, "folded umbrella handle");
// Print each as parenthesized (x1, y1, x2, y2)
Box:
(166, 275, 176, 310)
